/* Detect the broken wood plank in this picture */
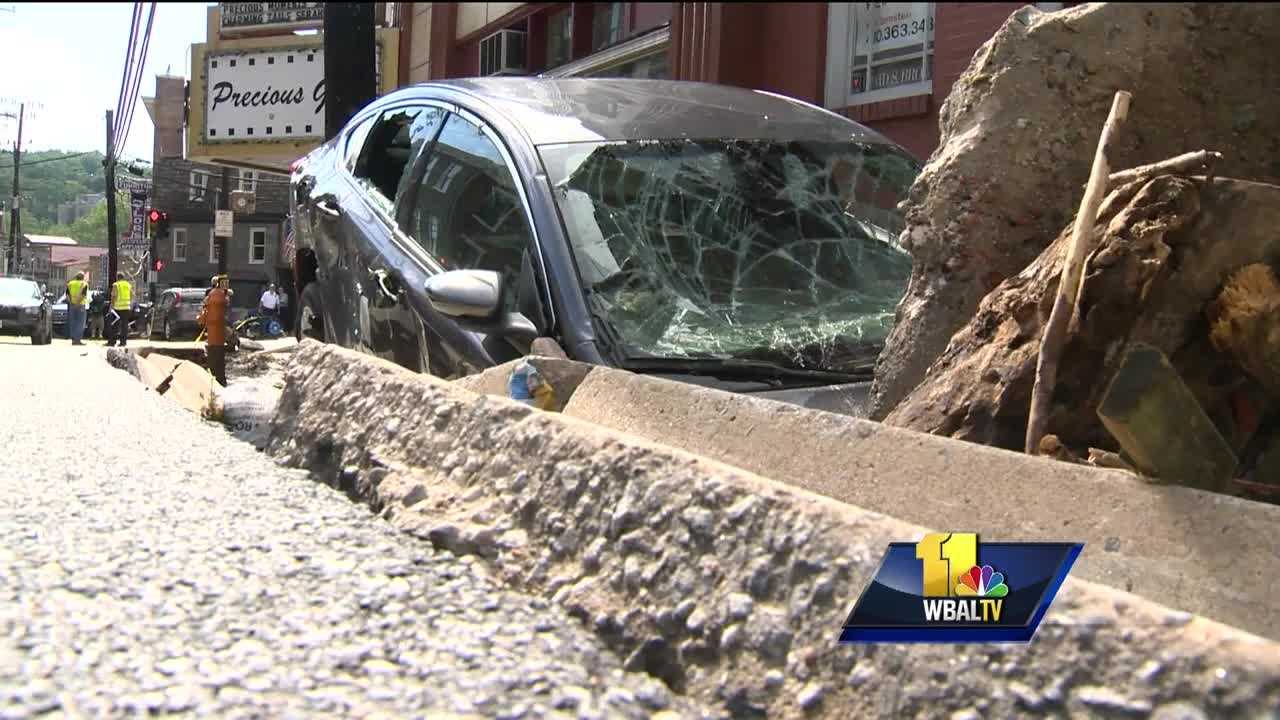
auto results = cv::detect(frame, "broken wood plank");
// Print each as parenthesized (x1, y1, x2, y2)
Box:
(1097, 343, 1238, 493)
(1026, 90, 1131, 455)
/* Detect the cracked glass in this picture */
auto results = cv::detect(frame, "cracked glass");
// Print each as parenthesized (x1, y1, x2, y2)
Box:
(541, 138, 917, 374)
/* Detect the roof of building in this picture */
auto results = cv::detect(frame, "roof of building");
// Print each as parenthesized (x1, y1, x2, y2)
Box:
(51, 246, 108, 265)
(23, 234, 78, 246)
(405, 78, 899, 147)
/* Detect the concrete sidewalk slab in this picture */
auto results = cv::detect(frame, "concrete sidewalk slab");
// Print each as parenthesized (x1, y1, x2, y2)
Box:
(558, 366, 1280, 641)
(267, 341, 1280, 719)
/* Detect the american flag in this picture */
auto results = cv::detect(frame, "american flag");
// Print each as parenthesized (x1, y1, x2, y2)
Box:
(282, 216, 296, 263)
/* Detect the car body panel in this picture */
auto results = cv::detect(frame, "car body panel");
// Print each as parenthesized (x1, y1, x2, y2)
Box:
(0, 277, 53, 340)
(290, 79, 914, 415)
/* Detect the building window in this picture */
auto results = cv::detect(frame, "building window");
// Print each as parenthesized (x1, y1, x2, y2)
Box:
(249, 227, 267, 264)
(825, 3, 935, 109)
(209, 229, 221, 264)
(239, 169, 257, 193)
(592, 3, 624, 51)
(190, 171, 209, 201)
(172, 228, 187, 262)
(546, 8, 571, 69)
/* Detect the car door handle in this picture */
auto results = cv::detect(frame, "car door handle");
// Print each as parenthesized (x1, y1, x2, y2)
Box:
(314, 196, 342, 218)
(372, 269, 401, 304)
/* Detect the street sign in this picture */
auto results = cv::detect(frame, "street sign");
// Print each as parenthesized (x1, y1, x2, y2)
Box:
(215, 209, 234, 238)
(115, 175, 151, 194)
(125, 191, 149, 252)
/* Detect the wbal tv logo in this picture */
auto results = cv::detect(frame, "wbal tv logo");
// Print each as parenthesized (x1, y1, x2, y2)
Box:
(840, 533, 1083, 643)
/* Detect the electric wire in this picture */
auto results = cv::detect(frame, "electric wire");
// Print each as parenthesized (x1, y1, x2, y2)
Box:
(112, 2, 142, 153)
(117, 2, 157, 156)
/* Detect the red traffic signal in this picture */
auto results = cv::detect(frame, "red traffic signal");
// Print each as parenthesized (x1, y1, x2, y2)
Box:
(153, 259, 165, 272)
(148, 209, 168, 224)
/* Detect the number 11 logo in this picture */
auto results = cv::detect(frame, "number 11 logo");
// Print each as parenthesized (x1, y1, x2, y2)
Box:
(916, 533, 977, 597)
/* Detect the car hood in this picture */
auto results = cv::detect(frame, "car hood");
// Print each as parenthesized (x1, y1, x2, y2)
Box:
(650, 373, 872, 418)
(1, 301, 42, 310)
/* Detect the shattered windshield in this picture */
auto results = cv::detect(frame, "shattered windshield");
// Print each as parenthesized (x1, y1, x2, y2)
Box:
(540, 138, 918, 374)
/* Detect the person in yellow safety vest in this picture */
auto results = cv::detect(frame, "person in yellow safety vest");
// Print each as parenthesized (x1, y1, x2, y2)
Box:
(66, 272, 90, 346)
(107, 272, 133, 348)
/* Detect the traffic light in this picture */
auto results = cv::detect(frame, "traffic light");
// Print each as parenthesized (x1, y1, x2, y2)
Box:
(148, 209, 171, 239)
(153, 259, 165, 272)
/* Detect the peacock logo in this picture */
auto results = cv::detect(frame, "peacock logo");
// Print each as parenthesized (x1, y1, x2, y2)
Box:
(955, 565, 1009, 598)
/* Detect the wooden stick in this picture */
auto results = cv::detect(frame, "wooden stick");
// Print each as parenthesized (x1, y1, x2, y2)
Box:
(1026, 90, 1131, 455)
(1108, 149, 1222, 187)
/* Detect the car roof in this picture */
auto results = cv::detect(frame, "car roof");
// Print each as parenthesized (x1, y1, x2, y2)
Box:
(404, 78, 900, 147)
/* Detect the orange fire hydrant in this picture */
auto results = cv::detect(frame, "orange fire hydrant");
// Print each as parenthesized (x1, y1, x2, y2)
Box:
(202, 275, 230, 386)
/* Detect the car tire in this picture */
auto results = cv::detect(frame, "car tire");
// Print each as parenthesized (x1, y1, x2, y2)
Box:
(297, 283, 326, 343)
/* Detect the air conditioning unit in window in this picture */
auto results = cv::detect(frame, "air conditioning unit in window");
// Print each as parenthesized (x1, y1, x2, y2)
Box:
(479, 29, 527, 76)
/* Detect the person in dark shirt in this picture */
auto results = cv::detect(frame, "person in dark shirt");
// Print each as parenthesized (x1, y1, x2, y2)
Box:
(87, 290, 108, 340)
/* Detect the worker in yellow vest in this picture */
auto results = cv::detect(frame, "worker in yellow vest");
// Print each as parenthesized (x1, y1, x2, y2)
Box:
(66, 272, 89, 346)
(107, 272, 133, 348)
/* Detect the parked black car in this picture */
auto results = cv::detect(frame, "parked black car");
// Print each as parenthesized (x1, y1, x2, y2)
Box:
(290, 79, 920, 414)
(0, 276, 53, 345)
(146, 287, 207, 341)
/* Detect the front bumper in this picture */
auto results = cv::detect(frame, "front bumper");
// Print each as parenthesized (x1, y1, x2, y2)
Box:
(0, 318, 39, 336)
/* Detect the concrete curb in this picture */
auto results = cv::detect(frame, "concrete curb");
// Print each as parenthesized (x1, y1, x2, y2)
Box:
(267, 341, 1280, 719)
(556, 365, 1280, 641)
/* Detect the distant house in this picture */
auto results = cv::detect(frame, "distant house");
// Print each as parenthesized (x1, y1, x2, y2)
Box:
(20, 234, 78, 289)
(49, 246, 109, 290)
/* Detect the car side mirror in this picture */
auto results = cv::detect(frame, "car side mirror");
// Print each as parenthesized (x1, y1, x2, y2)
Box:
(425, 269, 539, 344)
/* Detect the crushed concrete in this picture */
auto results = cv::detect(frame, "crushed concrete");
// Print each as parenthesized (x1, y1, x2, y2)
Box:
(265, 341, 1280, 719)
(869, 2, 1280, 419)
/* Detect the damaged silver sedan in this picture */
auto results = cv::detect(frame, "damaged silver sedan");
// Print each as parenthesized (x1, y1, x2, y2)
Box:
(290, 78, 919, 416)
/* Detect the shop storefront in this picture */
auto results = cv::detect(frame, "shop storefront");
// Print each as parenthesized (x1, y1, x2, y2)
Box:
(402, 2, 1071, 161)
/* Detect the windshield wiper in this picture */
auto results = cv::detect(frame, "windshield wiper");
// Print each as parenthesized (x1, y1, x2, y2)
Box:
(620, 356, 873, 386)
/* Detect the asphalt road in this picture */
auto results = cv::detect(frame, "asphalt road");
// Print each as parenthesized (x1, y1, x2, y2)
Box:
(0, 339, 707, 718)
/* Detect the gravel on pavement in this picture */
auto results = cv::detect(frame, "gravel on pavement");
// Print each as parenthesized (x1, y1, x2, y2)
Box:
(0, 340, 710, 719)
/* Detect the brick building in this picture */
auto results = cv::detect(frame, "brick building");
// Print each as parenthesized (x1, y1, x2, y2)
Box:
(148, 157, 292, 310)
(396, 2, 1066, 161)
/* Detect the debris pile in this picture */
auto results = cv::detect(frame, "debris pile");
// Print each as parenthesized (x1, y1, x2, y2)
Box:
(869, 2, 1280, 419)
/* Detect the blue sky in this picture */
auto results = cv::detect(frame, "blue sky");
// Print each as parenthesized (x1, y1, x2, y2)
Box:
(0, 2, 211, 163)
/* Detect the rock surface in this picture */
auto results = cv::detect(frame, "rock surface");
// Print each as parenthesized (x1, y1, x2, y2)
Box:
(869, 2, 1280, 418)
(268, 340, 1280, 719)
(884, 176, 1280, 454)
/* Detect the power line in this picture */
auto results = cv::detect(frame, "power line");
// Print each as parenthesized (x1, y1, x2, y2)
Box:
(113, 2, 142, 152)
(0, 150, 97, 171)
(118, 2, 157, 154)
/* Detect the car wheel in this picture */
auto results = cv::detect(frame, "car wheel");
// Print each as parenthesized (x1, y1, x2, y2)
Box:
(163, 317, 173, 342)
(297, 283, 327, 343)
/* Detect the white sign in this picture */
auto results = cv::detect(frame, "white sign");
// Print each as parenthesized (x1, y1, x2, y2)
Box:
(116, 175, 152, 194)
(824, 3, 934, 109)
(215, 210, 234, 238)
(220, 3, 324, 33)
(205, 46, 326, 142)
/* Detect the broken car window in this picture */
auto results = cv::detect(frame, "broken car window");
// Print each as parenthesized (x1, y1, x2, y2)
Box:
(540, 138, 918, 374)
(351, 106, 445, 216)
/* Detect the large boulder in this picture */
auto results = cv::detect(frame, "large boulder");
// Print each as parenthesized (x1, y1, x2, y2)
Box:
(884, 176, 1280, 455)
(869, 2, 1280, 418)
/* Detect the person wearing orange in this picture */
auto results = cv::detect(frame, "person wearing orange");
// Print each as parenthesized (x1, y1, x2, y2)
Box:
(200, 274, 231, 385)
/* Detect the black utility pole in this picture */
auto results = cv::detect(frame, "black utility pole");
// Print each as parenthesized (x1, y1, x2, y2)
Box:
(7, 103, 23, 275)
(105, 109, 118, 283)
(323, 3, 377, 142)
(217, 166, 229, 276)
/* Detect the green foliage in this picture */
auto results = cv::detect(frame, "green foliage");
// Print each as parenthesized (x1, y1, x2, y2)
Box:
(0, 149, 145, 247)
